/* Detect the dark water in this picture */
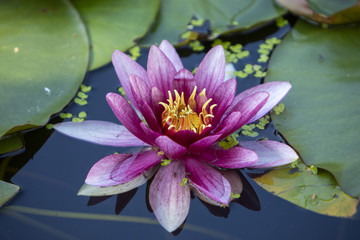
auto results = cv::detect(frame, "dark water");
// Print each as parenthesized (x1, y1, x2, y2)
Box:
(1, 19, 359, 240)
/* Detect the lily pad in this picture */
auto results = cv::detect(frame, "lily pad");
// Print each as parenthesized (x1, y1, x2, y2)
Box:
(265, 20, 360, 197)
(0, 0, 89, 137)
(140, 0, 285, 46)
(0, 134, 24, 156)
(276, 0, 360, 24)
(252, 161, 359, 217)
(0, 180, 20, 208)
(71, 0, 160, 70)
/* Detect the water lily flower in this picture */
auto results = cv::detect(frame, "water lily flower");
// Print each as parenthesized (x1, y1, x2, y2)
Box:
(54, 40, 298, 232)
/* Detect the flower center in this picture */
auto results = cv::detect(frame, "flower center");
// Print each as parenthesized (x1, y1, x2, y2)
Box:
(159, 86, 216, 134)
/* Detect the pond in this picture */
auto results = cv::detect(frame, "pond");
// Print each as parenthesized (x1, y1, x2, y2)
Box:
(1, 5, 360, 240)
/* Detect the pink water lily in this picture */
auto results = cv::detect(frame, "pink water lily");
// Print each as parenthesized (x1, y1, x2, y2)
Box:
(54, 40, 298, 232)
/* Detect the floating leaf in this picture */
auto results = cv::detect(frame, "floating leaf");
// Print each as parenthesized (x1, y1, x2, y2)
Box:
(0, 135, 24, 156)
(140, 0, 285, 46)
(71, 0, 160, 70)
(0, 0, 89, 137)
(252, 161, 358, 217)
(276, 0, 360, 24)
(0, 181, 20, 208)
(265, 20, 360, 197)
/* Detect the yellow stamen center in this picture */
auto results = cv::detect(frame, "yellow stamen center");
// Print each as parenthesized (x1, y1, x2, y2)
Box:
(159, 86, 217, 134)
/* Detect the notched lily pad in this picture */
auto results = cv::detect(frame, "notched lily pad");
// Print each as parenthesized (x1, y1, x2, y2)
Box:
(0, 180, 21, 208)
(265, 20, 360, 198)
(140, 0, 285, 46)
(252, 161, 359, 217)
(0, 0, 89, 137)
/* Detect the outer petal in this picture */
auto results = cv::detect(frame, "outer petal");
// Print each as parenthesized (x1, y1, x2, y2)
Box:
(106, 93, 153, 145)
(53, 120, 146, 147)
(78, 167, 158, 196)
(86, 150, 162, 186)
(112, 50, 148, 110)
(229, 82, 292, 124)
(199, 145, 258, 169)
(129, 75, 161, 132)
(110, 150, 162, 184)
(149, 160, 190, 232)
(155, 136, 187, 159)
(184, 156, 231, 205)
(85, 153, 131, 186)
(194, 45, 225, 97)
(239, 140, 298, 168)
(222, 170, 243, 202)
(159, 40, 183, 71)
(147, 45, 177, 94)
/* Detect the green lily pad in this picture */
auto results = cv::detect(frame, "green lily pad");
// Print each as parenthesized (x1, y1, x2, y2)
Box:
(265, 20, 360, 197)
(0, 135, 24, 156)
(0, 180, 20, 208)
(252, 161, 359, 217)
(140, 0, 285, 46)
(71, 0, 160, 70)
(276, 0, 360, 24)
(0, 0, 89, 137)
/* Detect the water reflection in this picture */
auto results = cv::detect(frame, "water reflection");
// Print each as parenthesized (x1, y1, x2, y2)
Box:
(86, 171, 260, 234)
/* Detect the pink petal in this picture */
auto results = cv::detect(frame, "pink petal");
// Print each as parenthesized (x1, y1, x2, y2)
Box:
(53, 120, 146, 147)
(151, 87, 166, 118)
(155, 136, 187, 159)
(222, 170, 243, 202)
(149, 160, 190, 232)
(199, 145, 258, 169)
(112, 50, 148, 110)
(211, 111, 242, 139)
(172, 130, 198, 148)
(159, 40, 183, 71)
(147, 45, 177, 94)
(211, 78, 236, 126)
(106, 93, 153, 145)
(78, 167, 158, 196)
(188, 133, 222, 155)
(129, 75, 161, 132)
(193, 169, 243, 206)
(194, 45, 225, 97)
(85, 149, 161, 186)
(184, 156, 231, 205)
(85, 153, 132, 186)
(110, 149, 162, 184)
(216, 92, 269, 139)
(140, 122, 161, 145)
(229, 82, 292, 124)
(173, 68, 196, 100)
(239, 140, 298, 168)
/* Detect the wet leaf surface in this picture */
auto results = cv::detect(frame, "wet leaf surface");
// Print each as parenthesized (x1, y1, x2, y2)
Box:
(0, 180, 20, 208)
(265, 20, 360, 197)
(252, 161, 359, 217)
(71, 0, 160, 70)
(0, 0, 89, 137)
(140, 0, 285, 46)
